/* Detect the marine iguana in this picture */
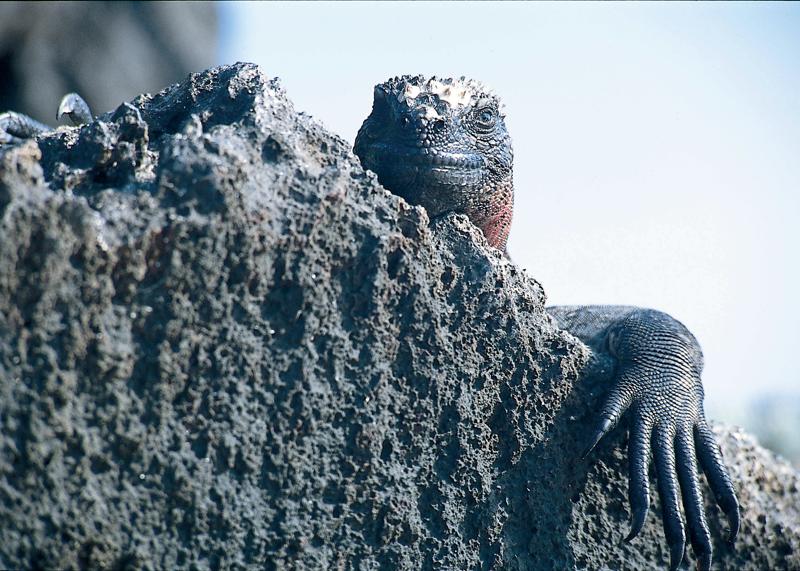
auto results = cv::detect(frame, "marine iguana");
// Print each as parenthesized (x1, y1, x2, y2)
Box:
(0, 79, 740, 570)
(353, 75, 740, 571)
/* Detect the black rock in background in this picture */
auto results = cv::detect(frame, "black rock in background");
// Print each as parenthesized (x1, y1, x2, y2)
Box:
(0, 2, 217, 125)
(0, 63, 798, 570)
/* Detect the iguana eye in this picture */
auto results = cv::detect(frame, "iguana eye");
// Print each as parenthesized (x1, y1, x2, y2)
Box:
(473, 107, 497, 131)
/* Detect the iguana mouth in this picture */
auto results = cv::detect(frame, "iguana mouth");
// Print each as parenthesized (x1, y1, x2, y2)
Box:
(365, 142, 485, 171)
(360, 145, 486, 198)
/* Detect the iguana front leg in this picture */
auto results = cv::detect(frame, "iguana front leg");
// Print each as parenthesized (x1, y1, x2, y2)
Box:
(548, 305, 740, 570)
(0, 93, 92, 145)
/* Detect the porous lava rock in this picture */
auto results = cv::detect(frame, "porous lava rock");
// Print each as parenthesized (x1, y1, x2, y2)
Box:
(0, 63, 797, 570)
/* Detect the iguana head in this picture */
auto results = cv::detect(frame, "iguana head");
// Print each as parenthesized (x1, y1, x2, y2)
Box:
(354, 75, 514, 250)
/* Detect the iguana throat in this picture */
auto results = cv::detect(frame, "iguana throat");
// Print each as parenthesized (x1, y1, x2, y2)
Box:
(354, 75, 514, 251)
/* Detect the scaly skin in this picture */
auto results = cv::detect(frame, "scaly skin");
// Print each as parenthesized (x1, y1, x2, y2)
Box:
(355, 75, 740, 571)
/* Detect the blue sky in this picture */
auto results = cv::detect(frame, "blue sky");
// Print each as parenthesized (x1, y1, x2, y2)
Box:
(219, 2, 800, 425)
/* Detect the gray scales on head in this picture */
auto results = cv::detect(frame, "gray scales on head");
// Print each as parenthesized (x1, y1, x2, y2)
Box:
(354, 74, 740, 571)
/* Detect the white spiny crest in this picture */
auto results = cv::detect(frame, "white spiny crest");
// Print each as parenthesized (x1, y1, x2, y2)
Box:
(382, 75, 503, 115)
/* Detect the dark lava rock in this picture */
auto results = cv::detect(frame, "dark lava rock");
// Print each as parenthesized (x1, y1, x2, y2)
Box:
(0, 63, 797, 570)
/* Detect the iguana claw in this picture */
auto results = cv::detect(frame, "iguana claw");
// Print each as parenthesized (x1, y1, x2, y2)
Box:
(56, 93, 93, 126)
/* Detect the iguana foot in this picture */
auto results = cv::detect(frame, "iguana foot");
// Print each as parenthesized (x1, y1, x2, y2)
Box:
(1, 92, 92, 145)
(582, 309, 740, 571)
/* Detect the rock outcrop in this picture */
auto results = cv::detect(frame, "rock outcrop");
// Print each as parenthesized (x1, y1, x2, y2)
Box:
(1, 63, 797, 570)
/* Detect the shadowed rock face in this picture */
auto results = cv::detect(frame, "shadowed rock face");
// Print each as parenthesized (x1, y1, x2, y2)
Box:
(0, 63, 797, 570)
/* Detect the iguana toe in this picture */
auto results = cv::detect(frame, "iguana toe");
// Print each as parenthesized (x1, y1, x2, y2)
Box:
(57, 92, 93, 126)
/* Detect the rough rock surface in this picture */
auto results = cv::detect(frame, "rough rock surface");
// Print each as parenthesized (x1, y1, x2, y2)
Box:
(0, 63, 797, 571)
